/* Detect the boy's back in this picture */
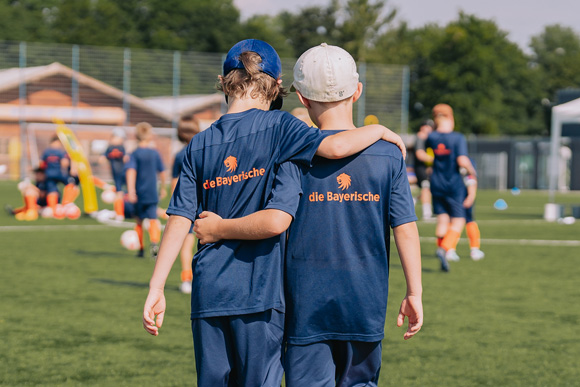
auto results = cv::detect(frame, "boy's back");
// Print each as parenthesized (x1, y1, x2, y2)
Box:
(426, 131, 468, 197)
(169, 108, 321, 318)
(127, 147, 164, 204)
(285, 137, 416, 344)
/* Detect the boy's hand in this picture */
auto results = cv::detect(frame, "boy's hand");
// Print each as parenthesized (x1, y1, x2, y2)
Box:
(382, 128, 406, 160)
(143, 288, 166, 336)
(127, 192, 137, 203)
(397, 294, 423, 340)
(193, 211, 223, 244)
(463, 194, 475, 209)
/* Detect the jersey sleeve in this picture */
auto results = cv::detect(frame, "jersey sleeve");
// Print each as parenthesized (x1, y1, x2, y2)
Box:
(264, 161, 302, 219)
(155, 150, 165, 172)
(389, 155, 418, 228)
(167, 143, 197, 222)
(455, 134, 468, 157)
(172, 155, 181, 178)
(277, 112, 325, 166)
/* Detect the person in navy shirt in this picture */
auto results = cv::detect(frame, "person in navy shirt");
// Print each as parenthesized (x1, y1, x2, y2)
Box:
(417, 104, 477, 271)
(100, 128, 128, 221)
(40, 135, 70, 213)
(171, 116, 201, 294)
(193, 43, 423, 387)
(141, 39, 406, 387)
(126, 122, 167, 258)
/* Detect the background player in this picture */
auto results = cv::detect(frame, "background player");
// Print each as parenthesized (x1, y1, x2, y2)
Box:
(5, 167, 47, 221)
(100, 128, 128, 221)
(414, 119, 435, 220)
(126, 122, 167, 259)
(142, 39, 405, 387)
(417, 104, 476, 271)
(40, 135, 72, 217)
(193, 43, 423, 386)
(171, 116, 201, 294)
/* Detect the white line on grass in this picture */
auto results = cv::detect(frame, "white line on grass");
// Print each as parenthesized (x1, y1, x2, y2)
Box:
(0, 225, 112, 232)
(419, 236, 580, 247)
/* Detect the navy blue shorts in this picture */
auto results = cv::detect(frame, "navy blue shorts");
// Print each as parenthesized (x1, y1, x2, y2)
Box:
(191, 309, 284, 387)
(285, 340, 382, 387)
(465, 205, 474, 223)
(433, 195, 466, 219)
(135, 202, 157, 220)
(45, 175, 68, 193)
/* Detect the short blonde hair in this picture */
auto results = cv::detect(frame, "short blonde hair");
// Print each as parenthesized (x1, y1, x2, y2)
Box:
(135, 122, 153, 141)
(218, 51, 287, 104)
(178, 115, 200, 144)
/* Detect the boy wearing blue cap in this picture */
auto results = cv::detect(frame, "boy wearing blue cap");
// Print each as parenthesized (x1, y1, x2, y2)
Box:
(142, 39, 404, 386)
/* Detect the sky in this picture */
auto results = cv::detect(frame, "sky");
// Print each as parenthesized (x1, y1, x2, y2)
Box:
(233, 0, 580, 53)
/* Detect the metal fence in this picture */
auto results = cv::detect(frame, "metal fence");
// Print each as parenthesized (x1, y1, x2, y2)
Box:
(0, 40, 409, 131)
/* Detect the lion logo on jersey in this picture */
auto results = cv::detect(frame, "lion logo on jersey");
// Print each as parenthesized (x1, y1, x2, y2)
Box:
(337, 173, 351, 190)
(224, 156, 237, 173)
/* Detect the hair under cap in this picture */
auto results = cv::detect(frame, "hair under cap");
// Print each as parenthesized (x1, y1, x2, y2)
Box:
(223, 39, 282, 79)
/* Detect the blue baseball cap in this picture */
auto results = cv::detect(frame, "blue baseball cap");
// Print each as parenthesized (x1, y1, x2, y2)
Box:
(223, 39, 282, 79)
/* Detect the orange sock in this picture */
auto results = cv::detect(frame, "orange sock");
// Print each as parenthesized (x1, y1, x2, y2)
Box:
(24, 194, 38, 213)
(181, 269, 193, 282)
(441, 229, 461, 252)
(436, 237, 443, 248)
(92, 176, 110, 190)
(62, 184, 80, 205)
(114, 197, 124, 218)
(47, 192, 59, 211)
(466, 222, 481, 249)
(149, 220, 161, 244)
(135, 224, 144, 250)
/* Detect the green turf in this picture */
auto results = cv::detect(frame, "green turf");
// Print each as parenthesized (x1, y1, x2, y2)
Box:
(1, 181, 579, 386)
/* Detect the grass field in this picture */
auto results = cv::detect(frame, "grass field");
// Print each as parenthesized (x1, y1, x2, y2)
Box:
(1, 181, 579, 386)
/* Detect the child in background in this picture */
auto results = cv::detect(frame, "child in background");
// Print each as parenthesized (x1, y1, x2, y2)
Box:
(100, 128, 128, 221)
(5, 167, 47, 221)
(126, 122, 167, 259)
(40, 135, 76, 217)
(171, 115, 201, 294)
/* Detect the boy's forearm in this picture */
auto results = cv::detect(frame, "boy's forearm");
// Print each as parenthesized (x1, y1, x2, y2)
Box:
(393, 222, 422, 296)
(458, 156, 477, 178)
(149, 215, 191, 290)
(217, 210, 292, 240)
(415, 149, 433, 163)
(126, 169, 137, 194)
(316, 124, 384, 159)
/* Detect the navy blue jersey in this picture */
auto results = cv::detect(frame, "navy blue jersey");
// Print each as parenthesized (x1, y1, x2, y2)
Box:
(172, 147, 186, 179)
(104, 145, 126, 177)
(126, 147, 165, 204)
(284, 131, 417, 345)
(167, 109, 324, 318)
(426, 131, 468, 197)
(41, 148, 67, 179)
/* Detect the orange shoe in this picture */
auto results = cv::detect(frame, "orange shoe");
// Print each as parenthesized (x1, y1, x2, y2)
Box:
(15, 209, 38, 221)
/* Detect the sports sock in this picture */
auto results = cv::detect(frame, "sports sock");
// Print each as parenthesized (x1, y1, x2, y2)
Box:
(436, 237, 443, 248)
(62, 184, 80, 205)
(466, 222, 481, 249)
(422, 203, 432, 218)
(92, 176, 110, 190)
(114, 197, 124, 218)
(149, 219, 161, 244)
(47, 192, 59, 210)
(441, 229, 461, 252)
(181, 269, 193, 282)
(24, 194, 39, 213)
(135, 224, 144, 250)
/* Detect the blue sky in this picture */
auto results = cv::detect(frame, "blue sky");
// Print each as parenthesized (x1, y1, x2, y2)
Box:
(233, 0, 580, 53)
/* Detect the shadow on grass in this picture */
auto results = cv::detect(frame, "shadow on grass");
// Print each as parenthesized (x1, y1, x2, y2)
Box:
(92, 278, 149, 288)
(74, 249, 122, 258)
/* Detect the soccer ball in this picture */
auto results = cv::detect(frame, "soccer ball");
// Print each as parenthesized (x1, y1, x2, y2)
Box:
(40, 207, 54, 218)
(65, 204, 81, 220)
(101, 189, 116, 204)
(120, 230, 140, 251)
(53, 204, 67, 219)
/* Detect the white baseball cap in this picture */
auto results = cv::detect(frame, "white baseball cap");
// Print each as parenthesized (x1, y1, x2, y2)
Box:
(292, 43, 359, 103)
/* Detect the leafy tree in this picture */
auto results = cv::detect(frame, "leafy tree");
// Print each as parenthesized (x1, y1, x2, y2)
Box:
(239, 15, 294, 58)
(530, 25, 580, 101)
(372, 13, 544, 135)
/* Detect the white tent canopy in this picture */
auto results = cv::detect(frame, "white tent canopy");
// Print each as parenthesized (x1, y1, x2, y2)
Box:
(549, 97, 580, 202)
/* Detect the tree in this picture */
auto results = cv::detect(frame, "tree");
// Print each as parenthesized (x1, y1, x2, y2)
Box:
(372, 13, 544, 135)
(339, 0, 396, 62)
(530, 25, 580, 101)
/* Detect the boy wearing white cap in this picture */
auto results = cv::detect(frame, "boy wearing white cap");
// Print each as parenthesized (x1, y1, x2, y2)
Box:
(194, 43, 423, 386)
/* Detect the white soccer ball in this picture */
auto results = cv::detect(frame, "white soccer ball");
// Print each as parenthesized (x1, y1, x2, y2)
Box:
(96, 209, 114, 223)
(40, 207, 54, 218)
(101, 189, 116, 204)
(120, 230, 140, 251)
